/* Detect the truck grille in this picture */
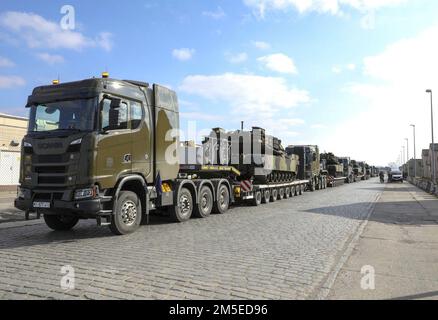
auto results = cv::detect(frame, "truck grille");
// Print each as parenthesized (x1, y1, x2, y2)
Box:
(35, 166, 67, 174)
(38, 176, 66, 184)
(38, 154, 66, 163)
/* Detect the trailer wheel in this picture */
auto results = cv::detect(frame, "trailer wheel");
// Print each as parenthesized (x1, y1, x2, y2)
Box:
(252, 191, 262, 206)
(279, 188, 285, 200)
(271, 189, 278, 202)
(194, 186, 213, 218)
(299, 185, 304, 195)
(290, 186, 296, 197)
(214, 184, 230, 214)
(43, 214, 79, 231)
(109, 191, 142, 235)
(169, 187, 193, 222)
(262, 189, 270, 204)
(285, 187, 290, 199)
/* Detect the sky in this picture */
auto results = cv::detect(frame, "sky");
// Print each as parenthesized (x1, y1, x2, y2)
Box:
(1, 0, 438, 166)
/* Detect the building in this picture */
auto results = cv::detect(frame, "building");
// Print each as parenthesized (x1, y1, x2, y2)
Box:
(0, 113, 28, 191)
(422, 149, 431, 179)
(407, 159, 423, 178)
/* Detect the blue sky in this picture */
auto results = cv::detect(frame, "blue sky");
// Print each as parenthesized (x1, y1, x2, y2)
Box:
(1, 0, 438, 165)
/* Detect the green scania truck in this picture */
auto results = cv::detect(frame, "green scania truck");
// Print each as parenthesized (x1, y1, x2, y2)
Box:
(15, 75, 310, 235)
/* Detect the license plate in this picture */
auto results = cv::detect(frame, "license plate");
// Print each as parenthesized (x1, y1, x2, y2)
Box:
(33, 202, 51, 209)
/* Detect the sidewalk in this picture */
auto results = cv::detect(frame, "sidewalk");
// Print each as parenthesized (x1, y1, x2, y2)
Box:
(328, 182, 438, 300)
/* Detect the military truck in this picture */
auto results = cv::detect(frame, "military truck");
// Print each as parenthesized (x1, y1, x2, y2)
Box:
(320, 153, 346, 187)
(15, 75, 309, 235)
(351, 160, 365, 182)
(339, 157, 354, 183)
(285, 145, 327, 191)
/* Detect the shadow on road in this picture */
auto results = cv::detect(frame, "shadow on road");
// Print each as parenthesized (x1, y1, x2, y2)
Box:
(389, 290, 438, 300)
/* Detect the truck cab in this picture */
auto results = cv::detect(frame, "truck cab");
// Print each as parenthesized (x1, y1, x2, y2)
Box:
(15, 76, 181, 234)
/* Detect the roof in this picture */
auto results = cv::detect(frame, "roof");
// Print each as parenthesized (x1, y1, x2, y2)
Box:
(0, 113, 28, 121)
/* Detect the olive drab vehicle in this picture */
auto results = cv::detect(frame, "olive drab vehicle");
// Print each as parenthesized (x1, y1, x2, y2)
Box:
(285, 145, 327, 191)
(16, 75, 315, 235)
(225, 127, 299, 184)
(339, 157, 354, 183)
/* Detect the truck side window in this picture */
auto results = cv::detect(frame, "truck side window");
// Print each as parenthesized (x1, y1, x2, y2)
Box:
(130, 101, 143, 129)
(101, 98, 128, 131)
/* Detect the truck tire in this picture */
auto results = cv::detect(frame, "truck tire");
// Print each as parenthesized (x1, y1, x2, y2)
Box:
(252, 191, 262, 206)
(110, 191, 142, 235)
(309, 179, 316, 192)
(271, 189, 278, 202)
(213, 184, 230, 214)
(169, 187, 193, 222)
(299, 185, 304, 195)
(194, 186, 213, 218)
(43, 214, 79, 231)
(262, 189, 270, 204)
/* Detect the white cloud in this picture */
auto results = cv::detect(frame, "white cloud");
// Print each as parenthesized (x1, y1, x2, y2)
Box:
(202, 6, 226, 19)
(332, 63, 356, 73)
(226, 52, 248, 64)
(243, 0, 408, 18)
(322, 25, 438, 165)
(253, 41, 271, 50)
(0, 56, 15, 68)
(0, 11, 113, 51)
(172, 48, 195, 61)
(332, 66, 342, 74)
(258, 53, 298, 74)
(0, 75, 25, 88)
(36, 53, 65, 65)
(179, 73, 309, 137)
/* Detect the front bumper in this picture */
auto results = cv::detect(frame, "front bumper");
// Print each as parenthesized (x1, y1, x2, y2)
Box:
(14, 197, 104, 217)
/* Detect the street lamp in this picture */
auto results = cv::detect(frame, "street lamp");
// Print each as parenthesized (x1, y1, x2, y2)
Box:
(426, 89, 436, 184)
(405, 138, 409, 177)
(410, 124, 416, 177)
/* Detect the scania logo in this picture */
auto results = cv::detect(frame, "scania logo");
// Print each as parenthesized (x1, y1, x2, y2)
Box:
(38, 142, 63, 149)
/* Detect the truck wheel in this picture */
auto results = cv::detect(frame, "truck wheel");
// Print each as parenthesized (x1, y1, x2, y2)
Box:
(262, 189, 270, 204)
(170, 187, 193, 222)
(279, 188, 285, 200)
(285, 187, 290, 199)
(194, 186, 213, 218)
(43, 214, 79, 231)
(214, 184, 230, 214)
(252, 191, 262, 206)
(271, 189, 278, 202)
(110, 191, 142, 235)
(299, 185, 304, 195)
(291, 186, 296, 197)
(309, 179, 316, 192)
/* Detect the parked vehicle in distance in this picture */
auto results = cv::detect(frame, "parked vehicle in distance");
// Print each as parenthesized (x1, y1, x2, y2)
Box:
(388, 169, 404, 183)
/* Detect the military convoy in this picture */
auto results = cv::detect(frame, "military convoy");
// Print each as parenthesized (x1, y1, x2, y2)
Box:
(15, 75, 375, 235)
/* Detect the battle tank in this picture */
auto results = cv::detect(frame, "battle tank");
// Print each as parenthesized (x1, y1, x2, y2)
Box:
(202, 127, 299, 184)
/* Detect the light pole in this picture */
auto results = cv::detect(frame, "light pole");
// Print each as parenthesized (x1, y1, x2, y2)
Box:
(405, 138, 409, 177)
(426, 89, 436, 184)
(402, 146, 406, 174)
(410, 124, 416, 177)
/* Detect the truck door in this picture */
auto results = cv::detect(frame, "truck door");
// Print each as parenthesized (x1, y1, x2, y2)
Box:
(96, 97, 132, 189)
(130, 100, 152, 182)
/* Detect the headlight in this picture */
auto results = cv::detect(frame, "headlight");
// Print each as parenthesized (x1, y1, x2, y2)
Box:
(74, 186, 98, 200)
(24, 142, 32, 148)
(70, 138, 82, 145)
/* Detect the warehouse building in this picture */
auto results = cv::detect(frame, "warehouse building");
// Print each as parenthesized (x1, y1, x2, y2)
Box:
(0, 113, 28, 191)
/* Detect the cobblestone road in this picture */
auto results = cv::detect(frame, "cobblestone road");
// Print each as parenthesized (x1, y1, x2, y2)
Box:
(0, 179, 383, 300)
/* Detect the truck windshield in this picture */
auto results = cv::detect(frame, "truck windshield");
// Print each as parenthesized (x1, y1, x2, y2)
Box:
(28, 98, 97, 132)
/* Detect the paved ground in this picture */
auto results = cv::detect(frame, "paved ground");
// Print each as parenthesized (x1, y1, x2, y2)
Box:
(0, 191, 29, 224)
(328, 182, 438, 300)
(0, 179, 383, 300)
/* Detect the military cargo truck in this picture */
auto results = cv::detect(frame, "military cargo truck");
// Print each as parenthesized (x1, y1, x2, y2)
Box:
(15, 75, 309, 235)
(351, 160, 365, 181)
(285, 145, 327, 191)
(339, 157, 354, 183)
(320, 153, 346, 187)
